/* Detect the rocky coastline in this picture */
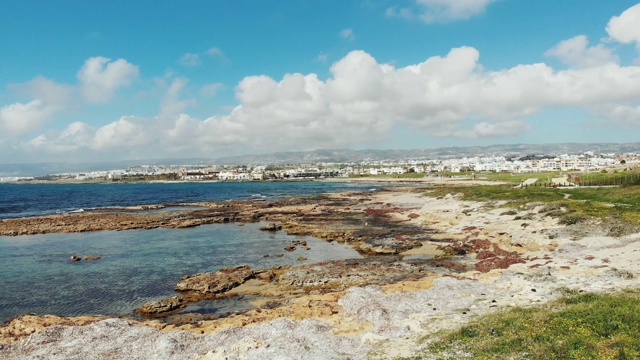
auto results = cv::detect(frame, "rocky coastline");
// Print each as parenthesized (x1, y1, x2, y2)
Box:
(1, 182, 639, 359)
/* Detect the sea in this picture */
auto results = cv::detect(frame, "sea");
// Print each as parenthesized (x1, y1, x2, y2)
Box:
(0, 181, 378, 323)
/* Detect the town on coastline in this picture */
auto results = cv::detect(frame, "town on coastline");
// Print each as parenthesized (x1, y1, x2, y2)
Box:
(1, 150, 639, 183)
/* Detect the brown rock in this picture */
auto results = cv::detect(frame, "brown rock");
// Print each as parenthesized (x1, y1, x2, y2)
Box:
(475, 255, 525, 273)
(175, 265, 255, 295)
(259, 223, 282, 231)
(284, 245, 296, 252)
(134, 296, 185, 317)
(256, 270, 276, 281)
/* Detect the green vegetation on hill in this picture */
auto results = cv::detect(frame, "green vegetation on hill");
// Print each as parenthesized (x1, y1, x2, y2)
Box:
(410, 291, 640, 360)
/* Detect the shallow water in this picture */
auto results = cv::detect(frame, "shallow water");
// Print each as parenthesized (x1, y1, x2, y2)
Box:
(0, 222, 361, 323)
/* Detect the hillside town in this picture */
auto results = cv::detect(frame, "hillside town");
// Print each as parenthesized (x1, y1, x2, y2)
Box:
(1, 151, 639, 183)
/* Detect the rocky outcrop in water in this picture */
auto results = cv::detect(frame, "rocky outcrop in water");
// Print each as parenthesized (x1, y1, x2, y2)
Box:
(259, 222, 282, 231)
(175, 265, 256, 295)
(134, 296, 185, 317)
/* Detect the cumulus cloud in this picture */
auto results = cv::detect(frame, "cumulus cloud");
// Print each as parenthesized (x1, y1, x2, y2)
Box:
(28, 121, 94, 153)
(15, 44, 640, 161)
(388, 0, 495, 23)
(545, 35, 618, 68)
(179, 53, 202, 66)
(606, 3, 640, 48)
(77, 57, 139, 103)
(0, 100, 55, 136)
(0, 77, 73, 136)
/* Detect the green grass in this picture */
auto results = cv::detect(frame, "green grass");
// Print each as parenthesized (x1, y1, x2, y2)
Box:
(418, 184, 640, 233)
(350, 172, 430, 179)
(420, 184, 564, 206)
(479, 171, 559, 184)
(416, 292, 640, 360)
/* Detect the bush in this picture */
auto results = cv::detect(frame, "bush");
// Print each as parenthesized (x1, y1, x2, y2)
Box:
(558, 214, 588, 225)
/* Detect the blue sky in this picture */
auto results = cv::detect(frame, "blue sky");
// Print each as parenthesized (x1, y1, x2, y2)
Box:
(2, 0, 640, 164)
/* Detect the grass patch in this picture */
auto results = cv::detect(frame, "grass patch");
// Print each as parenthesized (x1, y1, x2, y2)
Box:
(419, 292, 640, 360)
(422, 185, 564, 208)
(480, 171, 559, 184)
(421, 184, 640, 235)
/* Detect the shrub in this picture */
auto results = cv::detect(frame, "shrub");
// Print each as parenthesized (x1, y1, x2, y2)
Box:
(559, 214, 588, 225)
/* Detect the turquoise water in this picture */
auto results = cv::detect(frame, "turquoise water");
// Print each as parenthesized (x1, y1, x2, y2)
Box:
(0, 223, 361, 323)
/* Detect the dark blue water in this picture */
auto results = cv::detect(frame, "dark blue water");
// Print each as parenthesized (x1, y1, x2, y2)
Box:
(0, 181, 378, 219)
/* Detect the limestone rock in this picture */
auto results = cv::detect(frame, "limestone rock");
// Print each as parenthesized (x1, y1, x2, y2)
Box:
(259, 223, 282, 231)
(176, 265, 255, 295)
(134, 296, 185, 317)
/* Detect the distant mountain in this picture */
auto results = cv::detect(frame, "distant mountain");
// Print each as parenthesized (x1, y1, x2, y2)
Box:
(213, 142, 640, 165)
(3, 142, 639, 177)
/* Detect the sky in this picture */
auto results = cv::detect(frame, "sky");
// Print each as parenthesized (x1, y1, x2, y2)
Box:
(2, 0, 640, 164)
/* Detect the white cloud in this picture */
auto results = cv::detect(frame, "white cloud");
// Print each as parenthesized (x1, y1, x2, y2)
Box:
(10, 76, 74, 106)
(388, 0, 495, 24)
(180, 53, 202, 66)
(315, 53, 329, 63)
(545, 35, 618, 68)
(454, 120, 531, 139)
(15, 45, 640, 161)
(608, 104, 640, 125)
(92, 116, 152, 151)
(207, 47, 230, 63)
(0, 77, 73, 136)
(606, 3, 640, 48)
(28, 122, 94, 153)
(200, 83, 224, 97)
(159, 77, 196, 118)
(340, 28, 355, 41)
(207, 47, 223, 57)
(0, 100, 54, 136)
(77, 56, 139, 103)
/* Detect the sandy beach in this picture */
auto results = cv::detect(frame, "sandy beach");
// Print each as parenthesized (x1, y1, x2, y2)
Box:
(1, 182, 639, 359)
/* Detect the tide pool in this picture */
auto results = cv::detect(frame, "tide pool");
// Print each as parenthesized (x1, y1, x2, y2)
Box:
(0, 223, 361, 323)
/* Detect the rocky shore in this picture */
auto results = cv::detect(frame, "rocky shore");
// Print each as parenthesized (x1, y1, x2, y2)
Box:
(1, 182, 639, 359)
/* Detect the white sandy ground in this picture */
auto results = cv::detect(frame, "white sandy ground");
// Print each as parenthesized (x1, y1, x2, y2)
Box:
(2, 190, 639, 359)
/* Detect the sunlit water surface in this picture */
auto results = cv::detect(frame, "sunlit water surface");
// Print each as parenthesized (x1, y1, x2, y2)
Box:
(0, 223, 361, 323)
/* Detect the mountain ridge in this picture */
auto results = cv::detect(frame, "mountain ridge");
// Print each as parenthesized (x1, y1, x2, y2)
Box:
(2, 142, 639, 177)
